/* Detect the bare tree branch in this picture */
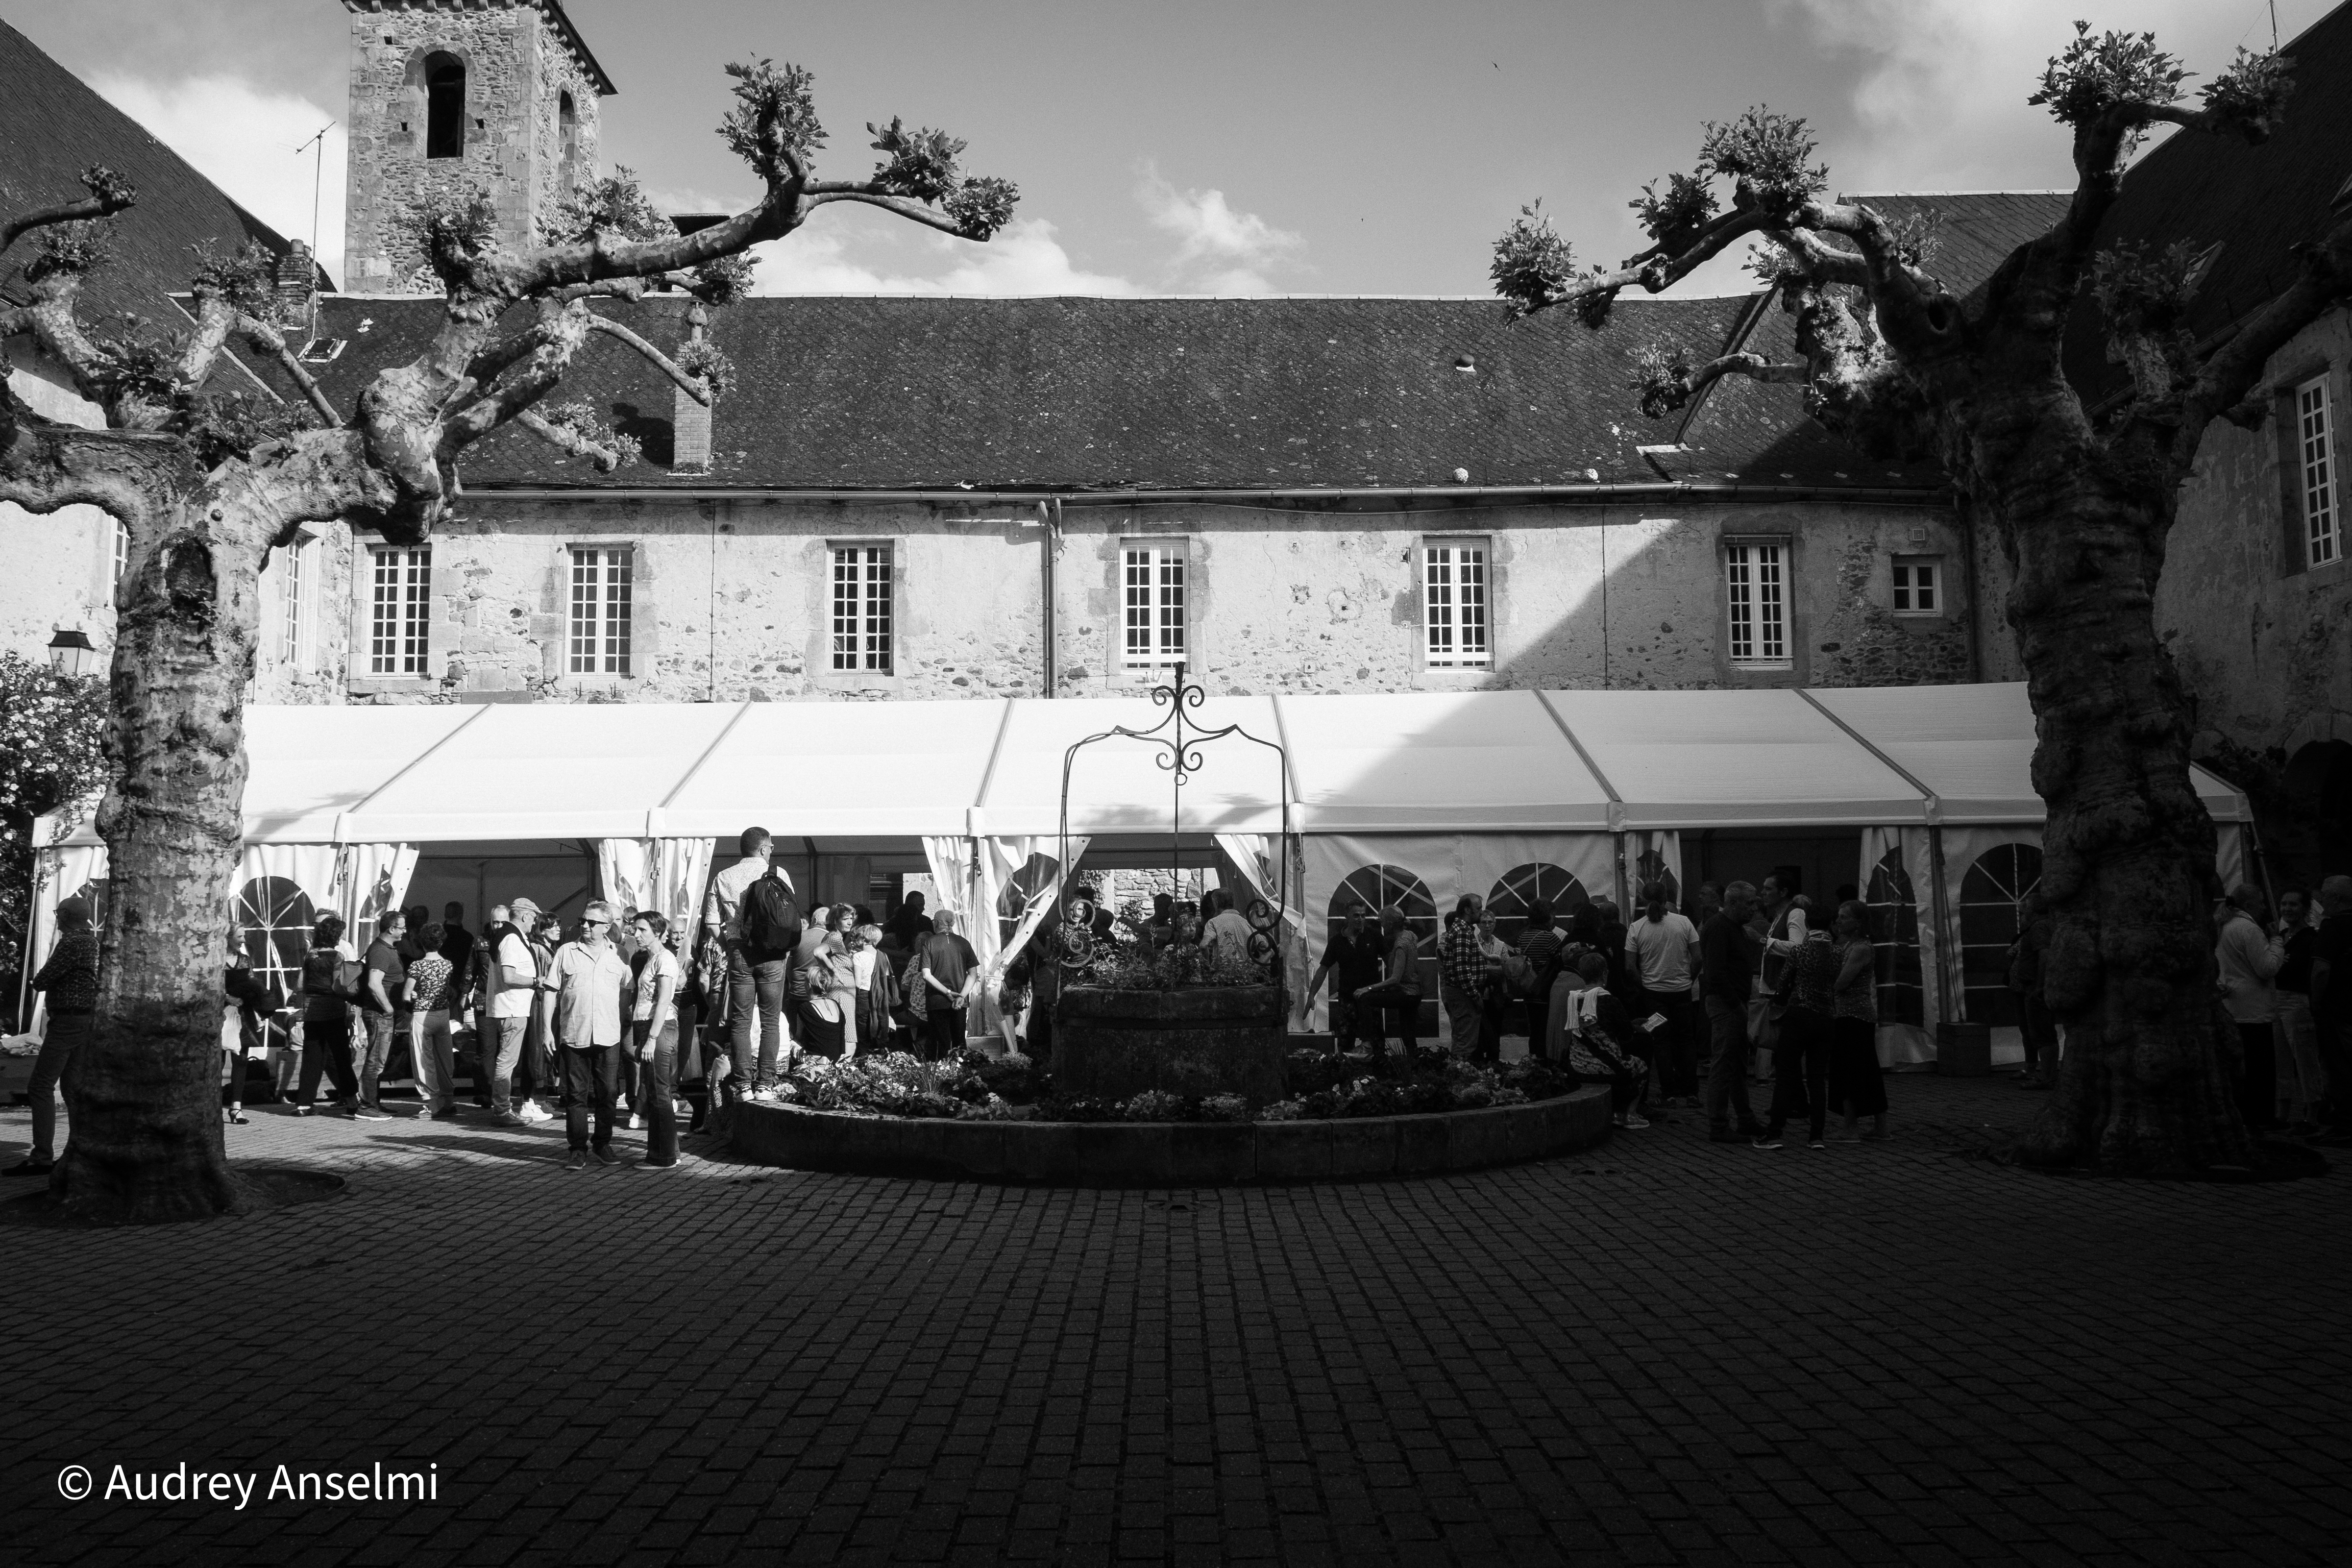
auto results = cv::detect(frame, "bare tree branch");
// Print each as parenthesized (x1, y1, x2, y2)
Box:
(585, 314, 714, 406)
(802, 186, 975, 238)
(2170, 213, 2352, 475)
(516, 407, 630, 472)
(0, 167, 135, 257)
(239, 315, 342, 428)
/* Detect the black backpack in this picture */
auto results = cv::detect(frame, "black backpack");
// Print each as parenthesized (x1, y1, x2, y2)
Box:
(741, 871, 802, 955)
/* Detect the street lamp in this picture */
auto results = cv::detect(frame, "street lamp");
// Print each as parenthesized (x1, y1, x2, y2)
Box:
(46, 627, 100, 678)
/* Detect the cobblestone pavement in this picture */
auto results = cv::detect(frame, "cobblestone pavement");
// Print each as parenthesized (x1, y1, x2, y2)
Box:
(3, 1073, 2347, 1567)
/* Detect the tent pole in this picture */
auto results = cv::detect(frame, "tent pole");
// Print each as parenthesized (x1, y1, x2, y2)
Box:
(1927, 825, 1957, 1025)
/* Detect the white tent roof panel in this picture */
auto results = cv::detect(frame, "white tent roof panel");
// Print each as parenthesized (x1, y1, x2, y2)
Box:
(49, 682, 2251, 846)
(1547, 688, 1931, 827)
(1277, 690, 1611, 831)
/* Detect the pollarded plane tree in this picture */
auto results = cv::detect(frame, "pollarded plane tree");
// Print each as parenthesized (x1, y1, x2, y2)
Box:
(0, 62, 1016, 1223)
(1491, 26, 2347, 1175)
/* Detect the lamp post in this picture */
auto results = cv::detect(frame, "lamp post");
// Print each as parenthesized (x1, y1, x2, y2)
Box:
(45, 627, 99, 678)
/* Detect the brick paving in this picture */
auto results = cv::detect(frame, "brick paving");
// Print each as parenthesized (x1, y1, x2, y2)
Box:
(3, 1074, 2347, 1567)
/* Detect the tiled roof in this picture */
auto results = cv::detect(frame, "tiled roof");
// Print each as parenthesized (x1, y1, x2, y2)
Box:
(290, 290, 1942, 494)
(0, 19, 299, 325)
(2062, 0, 2352, 403)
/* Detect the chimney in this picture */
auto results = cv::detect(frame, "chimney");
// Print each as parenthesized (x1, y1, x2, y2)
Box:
(673, 300, 713, 473)
(274, 241, 318, 333)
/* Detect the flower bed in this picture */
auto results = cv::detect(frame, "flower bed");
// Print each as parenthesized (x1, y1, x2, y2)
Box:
(735, 1047, 1610, 1185)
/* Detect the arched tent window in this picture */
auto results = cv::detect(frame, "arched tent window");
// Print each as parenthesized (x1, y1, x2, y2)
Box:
(558, 91, 579, 192)
(425, 54, 465, 159)
(1958, 843, 2042, 1026)
(236, 876, 317, 1006)
(1863, 848, 1924, 1026)
(1329, 864, 1437, 992)
(1484, 863, 1588, 947)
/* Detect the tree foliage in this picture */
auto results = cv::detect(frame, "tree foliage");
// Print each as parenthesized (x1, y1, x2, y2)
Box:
(0, 652, 109, 1010)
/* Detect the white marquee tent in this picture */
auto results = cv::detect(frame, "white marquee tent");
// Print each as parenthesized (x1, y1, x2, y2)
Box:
(28, 683, 2255, 1064)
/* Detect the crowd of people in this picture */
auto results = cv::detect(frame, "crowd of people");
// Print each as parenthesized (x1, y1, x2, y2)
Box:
(1302, 876, 1892, 1145)
(9, 838, 2348, 1177)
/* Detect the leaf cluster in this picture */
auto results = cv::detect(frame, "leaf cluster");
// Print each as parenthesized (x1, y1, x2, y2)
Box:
(541, 167, 670, 248)
(1490, 201, 1574, 316)
(1631, 172, 1717, 254)
(675, 336, 737, 400)
(0, 650, 109, 991)
(2091, 240, 2203, 338)
(537, 400, 643, 471)
(84, 315, 185, 406)
(2200, 46, 2295, 140)
(409, 186, 504, 282)
(867, 116, 965, 202)
(24, 220, 111, 283)
(184, 393, 322, 469)
(1697, 106, 1827, 208)
(1627, 342, 1696, 420)
(942, 175, 1018, 242)
(2029, 22, 2186, 126)
(718, 58, 825, 182)
(78, 163, 135, 209)
(685, 253, 756, 306)
(188, 239, 278, 314)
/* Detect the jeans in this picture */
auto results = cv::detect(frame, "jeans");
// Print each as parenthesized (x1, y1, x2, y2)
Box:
(297, 1014, 359, 1109)
(2234, 1020, 2277, 1131)
(2273, 992, 2326, 1122)
(923, 1005, 967, 1061)
(484, 1014, 529, 1114)
(559, 1043, 621, 1151)
(1764, 1007, 1833, 1142)
(1703, 995, 1758, 1133)
(1352, 982, 1423, 1058)
(634, 1018, 679, 1164)
(27, 1010, 90, 1162)
(726, 950, 791, 1104)
(357, 1011, 397, 1108)
(1642, 987, 1700, 1097)
(412, 1009, 455, 1113)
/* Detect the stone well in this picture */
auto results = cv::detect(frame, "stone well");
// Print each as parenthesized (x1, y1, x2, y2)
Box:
(1049, 984, 1287, 1104)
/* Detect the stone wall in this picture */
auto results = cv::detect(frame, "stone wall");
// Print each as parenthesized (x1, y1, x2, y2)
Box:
(331, 492, 1978, 704)
(342, 1, 600, 292)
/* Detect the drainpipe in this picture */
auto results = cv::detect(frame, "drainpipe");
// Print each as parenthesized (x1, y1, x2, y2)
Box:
(1041, 498, 1062, 697)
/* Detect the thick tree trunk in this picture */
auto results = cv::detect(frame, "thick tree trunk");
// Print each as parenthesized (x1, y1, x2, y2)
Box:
(1980, 413, 2251, 1175)
(53, 496, 270, 1222)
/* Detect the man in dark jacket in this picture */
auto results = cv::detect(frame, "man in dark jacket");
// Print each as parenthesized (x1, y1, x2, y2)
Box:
(8, 895, 98, 1177)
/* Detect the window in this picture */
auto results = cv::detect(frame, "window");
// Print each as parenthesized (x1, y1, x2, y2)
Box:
(568, 547, 632, 676)
(1891, 555, 1941, 615)
(425, 55, 465, 159)
(1724, 542, 1787, 665)
(369, 546, 432, 676)
(279, 540, 307, 669)
(2299, 375, 2338, 568)
(1423, 538, 1491, 668)
(830, 543, 892, 673)
(110, 520, 127, 589)
(558, 91, 579, 193)
(1121, 541, 1186, 667)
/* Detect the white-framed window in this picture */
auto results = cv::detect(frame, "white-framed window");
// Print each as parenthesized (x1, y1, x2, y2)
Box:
(1121, 540, 1187, 667)
(1423, 537, 1491, 668)
(110, 520, 128, 589)
(568, 546, 632, 676)
(1725, 541, 1788, 665)
(830, 542, 893, 673)
(2298, 375, 2338, 568)
(1891, 555, 1941, 615)
(369, 545, 432, 676)
(279, 538, 308, 670)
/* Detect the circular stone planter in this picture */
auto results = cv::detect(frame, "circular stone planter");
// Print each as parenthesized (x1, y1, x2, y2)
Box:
(1051, 983, 1287, 1105)
(728, 1085, 1613, 1186)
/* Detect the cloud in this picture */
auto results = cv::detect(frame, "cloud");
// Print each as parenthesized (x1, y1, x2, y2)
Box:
(89, 74, 346, 282)
(1136, 166, 1306, 293)
(750, 217, 1145, 297)
(1763, 0, 2311, 192)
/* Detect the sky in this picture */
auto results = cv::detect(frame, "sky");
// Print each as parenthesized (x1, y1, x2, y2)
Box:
(0, 0, 2327, 299)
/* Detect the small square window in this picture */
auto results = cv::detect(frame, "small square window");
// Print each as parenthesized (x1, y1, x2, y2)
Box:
(1892, 555, 1942, 616)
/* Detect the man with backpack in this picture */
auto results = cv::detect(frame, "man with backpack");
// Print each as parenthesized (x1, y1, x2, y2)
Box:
(702, 826, 801, 1133)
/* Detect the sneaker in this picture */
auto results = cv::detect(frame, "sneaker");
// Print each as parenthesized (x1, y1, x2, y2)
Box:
(1621, 1113, 1650, 1130)
(291, 1104, 313, 1117)
(627, 1113, 644, 1131)
(1752, 1134, 1784, 1149)
(493, 1111, 528, 1129)
(591, 1145, 621, 1166)
(518, 1101, 552, 1124)
(562, 1149, 588, 1170)
(353, 1105, 393, 1121)
(1807, 1138, 1827, 1150)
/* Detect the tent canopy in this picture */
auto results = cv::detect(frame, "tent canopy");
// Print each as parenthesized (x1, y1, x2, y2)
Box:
(51, 682, 2252, 846)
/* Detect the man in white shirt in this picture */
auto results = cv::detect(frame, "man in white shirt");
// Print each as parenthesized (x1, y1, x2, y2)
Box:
(627, 910, 685, 1167)
(702, 825, 796, 1132)
(1202, 889, 1255, 968)
(1625, 882, 1703, 1104)
(552, 900, 632, 1168)
(481, 900, 540, 1128)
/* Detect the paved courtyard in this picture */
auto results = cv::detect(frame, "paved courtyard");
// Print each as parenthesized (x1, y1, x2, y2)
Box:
(3, 1074, 2346, 1567)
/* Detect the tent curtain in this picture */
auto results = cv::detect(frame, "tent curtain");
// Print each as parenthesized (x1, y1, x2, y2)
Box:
(1620, 830, 1682, 912)
(333, 843, 420, 949)
(1935, 824, 2043, 1066)
(1216, 831, 1311, 1021)
(1859, 827, 1938, 1067)
(594, 839, 650, 916)
(2215, 822, 2247, 895)
(592, 837, 717, 942)
(973, 834, 1091, 1038)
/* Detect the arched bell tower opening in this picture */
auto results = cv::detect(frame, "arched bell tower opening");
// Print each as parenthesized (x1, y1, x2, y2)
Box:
(340, 0, 616, 292)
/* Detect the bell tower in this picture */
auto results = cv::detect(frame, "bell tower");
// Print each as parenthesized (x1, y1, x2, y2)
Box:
(339, 1, 616, 292)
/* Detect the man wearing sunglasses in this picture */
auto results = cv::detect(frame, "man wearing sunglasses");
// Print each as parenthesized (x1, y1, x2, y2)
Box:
(549, 901, 632, 1169)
